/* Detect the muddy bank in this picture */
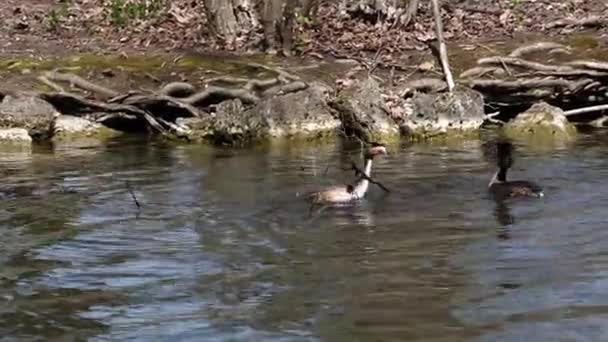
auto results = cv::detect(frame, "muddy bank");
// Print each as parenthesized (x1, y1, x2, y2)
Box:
(0, 38, 606, 149)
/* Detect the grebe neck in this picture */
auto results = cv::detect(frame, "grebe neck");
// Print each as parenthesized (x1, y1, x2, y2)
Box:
(489, 167, 508, 187)
(352, 158, 373, 198)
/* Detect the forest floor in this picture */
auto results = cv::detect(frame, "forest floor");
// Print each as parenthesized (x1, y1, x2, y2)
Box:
(1, 0, 606, 62)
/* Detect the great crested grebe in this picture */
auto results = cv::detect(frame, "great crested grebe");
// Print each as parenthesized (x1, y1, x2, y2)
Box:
(488, 141, 544, 199)
(309, 144, 388, 204)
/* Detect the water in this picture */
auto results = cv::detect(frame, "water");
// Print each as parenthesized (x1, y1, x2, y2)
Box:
(2, 132, 608, 342)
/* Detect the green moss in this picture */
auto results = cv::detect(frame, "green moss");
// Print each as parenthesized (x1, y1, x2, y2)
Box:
(568, 34, 600, 50)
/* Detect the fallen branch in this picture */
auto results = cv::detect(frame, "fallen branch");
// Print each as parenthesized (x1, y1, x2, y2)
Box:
(43, 71, 119, 98)
(430, 0, 455, 92)
(509, 42, 569, 58)
(564, 104, 608, 116)
(349, 160, 390, 193)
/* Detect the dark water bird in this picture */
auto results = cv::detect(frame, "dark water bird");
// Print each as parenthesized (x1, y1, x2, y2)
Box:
(488, 141, 544, 199)
(309, 144, 388, 204)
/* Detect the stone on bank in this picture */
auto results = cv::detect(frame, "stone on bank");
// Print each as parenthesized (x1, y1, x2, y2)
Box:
(178, 84, 341, 145)
(503, 101, 577, 141)
(397, 87, 486, 139)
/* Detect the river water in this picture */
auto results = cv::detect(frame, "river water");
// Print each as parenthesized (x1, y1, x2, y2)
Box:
(1, 132, 608, 342)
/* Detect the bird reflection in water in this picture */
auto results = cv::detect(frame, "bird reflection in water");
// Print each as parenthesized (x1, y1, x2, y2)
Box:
(493, 199, 515, 239)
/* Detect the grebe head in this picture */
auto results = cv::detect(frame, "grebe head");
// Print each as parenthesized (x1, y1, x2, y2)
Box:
(365, 143, 388, 159)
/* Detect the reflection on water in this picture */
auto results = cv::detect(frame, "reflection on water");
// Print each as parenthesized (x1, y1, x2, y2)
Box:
(1, 133, 608, 341)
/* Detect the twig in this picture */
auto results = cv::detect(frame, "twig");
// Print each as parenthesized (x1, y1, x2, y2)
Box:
(430, 0, 455, 92)
(349, 160, 390, 193)
(564, 104, 608, 116)
(125, 181, 141, 210)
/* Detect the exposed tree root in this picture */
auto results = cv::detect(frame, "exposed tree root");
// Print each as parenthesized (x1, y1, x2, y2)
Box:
(565, 60, 608, 72)
(400, 78, 447, 97)
(451, 40, 608, 118)
(159, 82, 196, 97)
(547, 16, 604, 29)
(508, 42, 569, 58)
(43, 71, 119, 98)
(26, 66, 310, 139)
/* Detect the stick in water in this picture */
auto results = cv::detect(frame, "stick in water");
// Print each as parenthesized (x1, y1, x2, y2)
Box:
(349, 160, 391, 193)
(125, 181, 141, 210)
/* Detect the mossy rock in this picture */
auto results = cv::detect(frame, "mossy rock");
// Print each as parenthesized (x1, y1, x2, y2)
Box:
(400, 87, 485, 140)
(51, 115, 123, 142)
(333, 77, 400, 143)
(503, 102, 577, 144)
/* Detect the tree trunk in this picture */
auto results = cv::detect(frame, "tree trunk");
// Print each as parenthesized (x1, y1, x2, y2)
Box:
(203, 0, 259, 48)
(342, 0, 419, 27)
(262, 0, 296, 55)
(301, 0, 320, 19)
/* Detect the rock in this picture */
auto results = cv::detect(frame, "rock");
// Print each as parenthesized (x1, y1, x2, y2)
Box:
(0, 128, 32, 145)
(179, 84, 340, 145)
(332, 77, 399, 142)
(0, 94, 58, 139)
(399, 87, 485, 139)
(503, 102, 577, 141)
(52, 115, 121, 141)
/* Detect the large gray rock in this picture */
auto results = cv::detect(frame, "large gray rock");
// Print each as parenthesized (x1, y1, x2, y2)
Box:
(398, 87, 485, 138)
(179, 84, 340, 145)
(0, 94, 58, 138)
(332, 77, 399, 142)
(503, 101, 576, 141)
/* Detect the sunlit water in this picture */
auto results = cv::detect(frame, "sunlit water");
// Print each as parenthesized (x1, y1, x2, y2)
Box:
(2, 132, 608, 342)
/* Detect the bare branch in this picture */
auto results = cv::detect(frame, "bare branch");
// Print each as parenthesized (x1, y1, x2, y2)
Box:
(564, 104, 608, 117)
(430, 0, 455, 92)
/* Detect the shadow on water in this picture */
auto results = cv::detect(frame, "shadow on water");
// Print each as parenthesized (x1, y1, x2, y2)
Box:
(2, 133, 608, 340)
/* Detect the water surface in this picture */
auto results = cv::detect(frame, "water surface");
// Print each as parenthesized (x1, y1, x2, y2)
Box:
(2, 133, 608, 341)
